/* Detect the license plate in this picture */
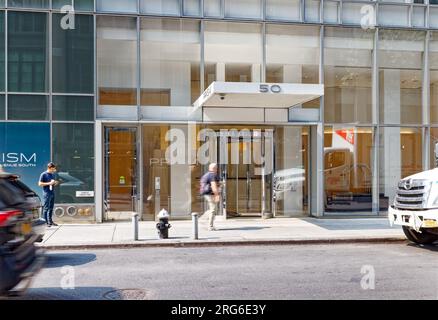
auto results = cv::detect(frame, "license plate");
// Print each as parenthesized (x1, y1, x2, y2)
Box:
(423, 220, 438, 228)
(21, 223, 32, 235)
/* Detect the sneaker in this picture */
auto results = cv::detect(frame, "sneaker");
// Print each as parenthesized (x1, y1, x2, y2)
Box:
(46, 223, 51, 228)
(50, 222, 59, 227)
(207, 227, 217, 231)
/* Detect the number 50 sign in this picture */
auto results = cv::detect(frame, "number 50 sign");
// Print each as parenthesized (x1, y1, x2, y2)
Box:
(259, 84, 282, 93)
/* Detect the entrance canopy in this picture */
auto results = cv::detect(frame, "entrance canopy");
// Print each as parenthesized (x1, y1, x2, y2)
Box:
(193, 82, 324, 110)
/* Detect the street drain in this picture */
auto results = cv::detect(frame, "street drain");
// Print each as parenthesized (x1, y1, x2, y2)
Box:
(103, 289, 149, 300)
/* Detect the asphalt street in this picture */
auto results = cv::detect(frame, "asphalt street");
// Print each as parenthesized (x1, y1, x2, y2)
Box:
(14, 243, 438, 300)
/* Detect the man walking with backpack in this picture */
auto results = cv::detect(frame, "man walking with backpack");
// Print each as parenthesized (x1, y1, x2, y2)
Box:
(200, 163, 221, 231)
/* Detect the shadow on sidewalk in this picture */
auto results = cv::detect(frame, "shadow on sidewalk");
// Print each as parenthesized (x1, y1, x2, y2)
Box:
(302, 218, 397, 231)
(44, 253, 97, 268)
(217, 227, 270, 231)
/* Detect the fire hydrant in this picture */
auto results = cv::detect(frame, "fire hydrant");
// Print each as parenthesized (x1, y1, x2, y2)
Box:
(156, 209, 171, 239)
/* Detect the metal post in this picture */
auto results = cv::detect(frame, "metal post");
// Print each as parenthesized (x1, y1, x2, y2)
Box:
(192, 212, 199, 240)
(132, 212, 139, 241)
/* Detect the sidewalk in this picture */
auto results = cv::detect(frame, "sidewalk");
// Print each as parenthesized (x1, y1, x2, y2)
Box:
(38, 217, 406, 249)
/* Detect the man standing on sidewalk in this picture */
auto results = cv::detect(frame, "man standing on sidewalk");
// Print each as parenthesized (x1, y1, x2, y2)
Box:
(38, 162, 59, 227)
(200, 163, 221, 231)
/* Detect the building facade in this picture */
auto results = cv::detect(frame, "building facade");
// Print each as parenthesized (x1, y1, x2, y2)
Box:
(0, 0, 437, 222)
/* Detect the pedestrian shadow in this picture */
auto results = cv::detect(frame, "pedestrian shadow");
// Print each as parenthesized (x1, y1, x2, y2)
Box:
(15, 287, 119, 300)
(44, 253, 97, 268)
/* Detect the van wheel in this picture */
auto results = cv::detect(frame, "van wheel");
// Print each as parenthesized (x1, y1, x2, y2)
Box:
(402, 226, 438, 245)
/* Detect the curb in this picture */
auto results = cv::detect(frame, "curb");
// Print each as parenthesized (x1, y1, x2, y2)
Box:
(38, 236, 408, 250)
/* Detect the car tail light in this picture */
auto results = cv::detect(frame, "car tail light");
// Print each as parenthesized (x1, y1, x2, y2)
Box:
(0, 210, 21, 226)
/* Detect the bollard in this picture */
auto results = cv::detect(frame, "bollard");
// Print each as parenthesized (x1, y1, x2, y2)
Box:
(132, 212, 139, 241)
(192, 212, 199, 240)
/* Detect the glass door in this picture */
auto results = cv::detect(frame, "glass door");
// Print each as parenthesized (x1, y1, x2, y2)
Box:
(104, 127, 138, 221)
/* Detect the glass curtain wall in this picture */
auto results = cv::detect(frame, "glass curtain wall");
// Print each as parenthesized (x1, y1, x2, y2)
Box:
(431, 32, 438, 123)
(97, 16, 137, 106)
(204, 21, 262, 87)
(140, 18, 201, 107)
(324, 27, 374, 123)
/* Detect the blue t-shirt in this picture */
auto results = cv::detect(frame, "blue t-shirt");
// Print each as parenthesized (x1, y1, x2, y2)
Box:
(39, 171, 56, 195)
(201, 172, 220, 195)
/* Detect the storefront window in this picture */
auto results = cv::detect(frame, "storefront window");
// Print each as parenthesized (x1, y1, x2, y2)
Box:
(266, 24, 319, 85)
(325, 27, 374, 123)
(8, 0, 50, 8)
(97, 0, 137, 13)
(0, 12, 4, 92)
(204, 21, 262, 87)
(379, 127, 423, 213)
(97, 16, 137, 106)
(53, 14, 93, 94)
(140, 18, 200, 107)
(8, 11, 49, 93)
(53, 123, 95, 204)
(0, 95, 4, 120)
(379, 30, 425, 125)
(324, 126, 374, 213)
(431, 128, 438, 169)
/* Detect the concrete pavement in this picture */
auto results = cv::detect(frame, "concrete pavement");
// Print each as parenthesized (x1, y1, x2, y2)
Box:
(37, 217, 406, 249)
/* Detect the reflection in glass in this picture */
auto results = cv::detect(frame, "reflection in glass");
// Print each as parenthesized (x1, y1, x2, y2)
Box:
(379, 30, 425, 125)
(97, 16, 137, 106)
(204, 22, 262, 87)
(53, 123, 95, 204)
(8, 95, 48, 120)
(324, 126, 373, 213)
(53, 14, 94, 94)
(379, 127, 423, 213)
(140, 18, 200, 106)
(8, 12, 49, 93)
(52, 96, 94, 121)
(324, 27, 374, 123)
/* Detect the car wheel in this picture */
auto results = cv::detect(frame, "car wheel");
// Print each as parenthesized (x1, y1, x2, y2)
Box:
(402, 226, 438, 245)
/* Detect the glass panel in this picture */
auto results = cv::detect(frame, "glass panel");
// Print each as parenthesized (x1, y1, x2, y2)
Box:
(96, 0, 137, 13)
(412, 6, 425, 28)
(266, 0, 300, 21)
(323, 0, 338, 23)
(378, 5, 409, 27)
(97, 16, 137, 106)
(204, 0, 222, 17)
(379, 30, 425, 125)
(204, 21, 262, 87)
(0, 12, 4, 92)
(8, 12, 49, 93)
(325, 27, 374, 123)
(225, 0, 261, 19)
(0, 95, 4, 120)
(75, 0, 94, 11)
(274, 127, 309, 217)
(324, 126, 373, 213)
(431, 33, 438, 124)
(105, 127, 138, 219)
(342, 2, 367, 25)
(183, 0, 201, 16)
(266, 24, 319, 86)
(431, 128, 438, 169)
(53, 14, 94, 94)
(8, 95, 49, 120)
(52, 96, 94, 121)
(140, 18, 201, 107)
(52, 0, 71, 9)
(379, 127, 422, 214)
(431, 7, 438, 29)
(8, 0, 50, 8)
(53, 123, 94, 204)
(141, 0, 180, 15)
(305, 0, 320, 23)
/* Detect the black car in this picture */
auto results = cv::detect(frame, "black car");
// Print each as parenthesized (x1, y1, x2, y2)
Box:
(0, 173, 45, 296)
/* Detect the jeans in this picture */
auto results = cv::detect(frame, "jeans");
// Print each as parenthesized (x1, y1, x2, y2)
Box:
(203, 195, 218, 228)
(43, 192, 55, 224)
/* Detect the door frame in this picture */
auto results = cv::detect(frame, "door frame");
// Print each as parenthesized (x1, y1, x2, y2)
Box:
(100, 123, 142, 222)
